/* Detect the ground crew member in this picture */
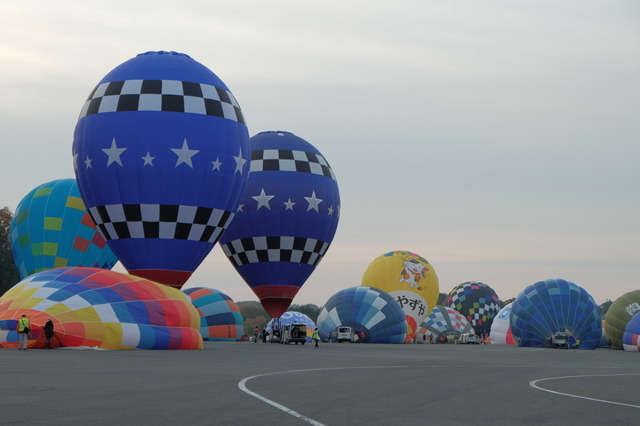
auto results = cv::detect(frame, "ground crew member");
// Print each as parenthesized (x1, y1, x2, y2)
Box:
(312, 328, 320, 349)
(17, 314, 30, 350)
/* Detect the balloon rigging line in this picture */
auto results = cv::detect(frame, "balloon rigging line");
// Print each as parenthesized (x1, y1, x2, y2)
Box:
(238, 366, 409, 425)
(529, 374, 640, 409)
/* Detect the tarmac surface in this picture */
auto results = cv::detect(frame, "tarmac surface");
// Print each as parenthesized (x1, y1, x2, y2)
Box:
(2, 341, 639, 425)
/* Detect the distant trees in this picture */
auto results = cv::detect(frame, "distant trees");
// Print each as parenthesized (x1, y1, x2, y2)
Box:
(0, 207, 20, 295)
(599, 299, 613, 316)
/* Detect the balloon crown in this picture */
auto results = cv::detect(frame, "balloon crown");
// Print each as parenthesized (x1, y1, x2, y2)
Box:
(137, 50, 192, 58)
(257, 130, 295, 137)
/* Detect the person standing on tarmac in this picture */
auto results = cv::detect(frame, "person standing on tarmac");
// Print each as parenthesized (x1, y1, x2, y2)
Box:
(43, 318, 55, 349)
(312, 328, 320, 349)
(17, 314, 30, 350)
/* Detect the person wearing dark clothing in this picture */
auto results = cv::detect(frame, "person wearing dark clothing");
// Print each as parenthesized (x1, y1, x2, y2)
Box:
(43, 318, 54, 349)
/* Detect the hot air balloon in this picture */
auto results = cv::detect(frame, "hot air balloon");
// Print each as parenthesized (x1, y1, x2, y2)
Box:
(510, 279, 601, 349)
(316, 286, 407, 344)
(361, 251, 439, 342)
(416, 306, 474, 343)
(219, 131, 340, 318)
(10, 179, 117, 279)
(72, 51, 249, 289)
(266, 311, 317, 343)
(444, 281, 500, 339)
(622, 313, 640, 352)
(489, 303, 516, 345)
(181, 287, 243, 341)
(604, 290, 640, 350)
(0, 267, 202, 349)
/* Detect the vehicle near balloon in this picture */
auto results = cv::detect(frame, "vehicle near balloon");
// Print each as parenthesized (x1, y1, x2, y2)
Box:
(551, 332, 568, 349)
(266, 311, 317, 343)
(72, 51, 250, 289)
(219, 131, 340, 318)
(361, 251, 439, 342)
(10, 179, 118, 278)
(604, 290, 640, 350)
(444, 281, 500, 339)
(281, 323, 307, 345)
(336, 326, 353, 343)
(510, 279, 601, 350)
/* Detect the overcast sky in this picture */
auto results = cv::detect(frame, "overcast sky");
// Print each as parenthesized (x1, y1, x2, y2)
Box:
(1, 1, 638, 307)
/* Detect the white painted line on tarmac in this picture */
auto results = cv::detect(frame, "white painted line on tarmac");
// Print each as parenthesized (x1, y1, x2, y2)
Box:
(238, 366, 409, 425)
(530, 374, 640, 409)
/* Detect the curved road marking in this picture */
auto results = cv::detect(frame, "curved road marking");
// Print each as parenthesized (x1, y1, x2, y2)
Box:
(530, 374, 640, 409)
(238, 366, 409, 425)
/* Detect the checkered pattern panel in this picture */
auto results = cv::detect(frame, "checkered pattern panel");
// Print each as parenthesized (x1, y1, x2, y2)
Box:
(78, 79, 245, 124)
(250, 149, 336, 180)
(88, 204, 234, 243)
(221, 236, 329, 267)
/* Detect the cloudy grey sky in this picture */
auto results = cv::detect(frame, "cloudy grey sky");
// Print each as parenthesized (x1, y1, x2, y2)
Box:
(1, 1, 638, 306)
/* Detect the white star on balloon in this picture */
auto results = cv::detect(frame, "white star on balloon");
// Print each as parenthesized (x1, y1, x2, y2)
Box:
(237, 204, 245, 213)
(102, 138, 127, 167)
(141, 152, 155, 166)
(233, 148, 246, 175)
(304, 191, 323, 212)
(328, 205, 334, 216)
(252, 188, 274, 210)
(283, 199, 295, 211)
(171, 138, 199, 168)
(84, 155, 93, 169)
(212, 157, 223, 171)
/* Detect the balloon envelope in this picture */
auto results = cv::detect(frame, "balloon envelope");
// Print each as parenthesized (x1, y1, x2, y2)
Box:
(317, 286, 407, 344)
(489, 303, 516, 345)
(182, 287, 243, 341)
(604, 290, 640, 350)
(444, 281, 500, 338)
(417, 306, 474, 341)
(266, 311, 317, 342)
(73, 51, 249, 288)
(361, 250, 439, 342)
(622, 313, 640, 352)
(510, 279, 601, 349)
(0, 267, 202, 349)
(219, 131, 340, 318)
(10, 179, 117, 279)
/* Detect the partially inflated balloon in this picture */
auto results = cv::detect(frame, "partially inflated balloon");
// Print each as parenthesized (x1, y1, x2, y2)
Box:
(316, 286, 407, 344)
(266, 311, 317, 343)
(219, 131, 340, 318)
(444, 281, 500, 338)
(361, 251, 439, 342)
(489, 303, 516, 345)
(181, 287, 243, 341)
(10, 179, 117, 278)
(622, 313, 640, 352)
(416, 306, 474, 341)
(0, 267, 202, 349)
(510, 279, 601, 349)
(73, 51, 249, 288)
(604, 290, 640, 350)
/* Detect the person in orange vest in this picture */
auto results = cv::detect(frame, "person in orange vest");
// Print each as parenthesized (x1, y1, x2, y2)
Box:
(17, 314, 30, 350)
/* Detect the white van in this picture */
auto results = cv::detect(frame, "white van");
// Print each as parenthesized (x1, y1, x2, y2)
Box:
(460, 333, 480, 344)
(336, 326, 353, 343)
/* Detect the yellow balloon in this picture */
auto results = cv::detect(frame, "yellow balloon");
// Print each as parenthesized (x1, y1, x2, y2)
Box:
(361, 251, 439, 342)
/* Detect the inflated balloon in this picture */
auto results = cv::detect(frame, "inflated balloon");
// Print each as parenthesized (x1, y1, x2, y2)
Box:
(219, 131, 340, 318)
(10, 179, 117, 279)
(181, 287, 243, 341)
(316, 286, 407, 344)
(489, 303, 516, 345)
(0, 267, 202, 349)
(361, 251, 439, 342)
(622, 313, 640, 352)
(73, 51, 249, 288)
(510, 279, 601, 349)
(444, 281, 500, 338)
(266, 311, 317, 343)
(416, 306, 474, 342)
(604, 290, 640, 350)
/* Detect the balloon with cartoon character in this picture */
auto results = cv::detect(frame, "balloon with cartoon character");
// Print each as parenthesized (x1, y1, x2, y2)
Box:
(361, 250, 439, 342)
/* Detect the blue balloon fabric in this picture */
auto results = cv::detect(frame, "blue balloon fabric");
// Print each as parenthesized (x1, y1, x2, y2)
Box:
(10, 179, 118, 278)
(316, 286, 407, 344)
(266, 311, 317, 343)
(72, 51, 249, 288)
(510, 279, 602, 349)
(622, 313, 640, 352)
(219, 131, 340, 318)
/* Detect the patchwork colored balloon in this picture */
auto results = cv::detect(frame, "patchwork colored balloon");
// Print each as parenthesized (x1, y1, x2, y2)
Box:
(219, 131, 340, 317)
(266, 311, 317, 342)
(10, 179, 117, 278)
(73, 51, 249, 288)
(622, 313, 640, 352)
(361, 251, 439, 342)
(316, 286, 407, 344)
(510, 279, 601, 349)
(444, 281, 500, 338)
(604, 290, 640, 350)
(0, 267, 202, 349)
(182, 287, 243, 341)
(489, 303, 517, 345)
(416, 306, 474, 341)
